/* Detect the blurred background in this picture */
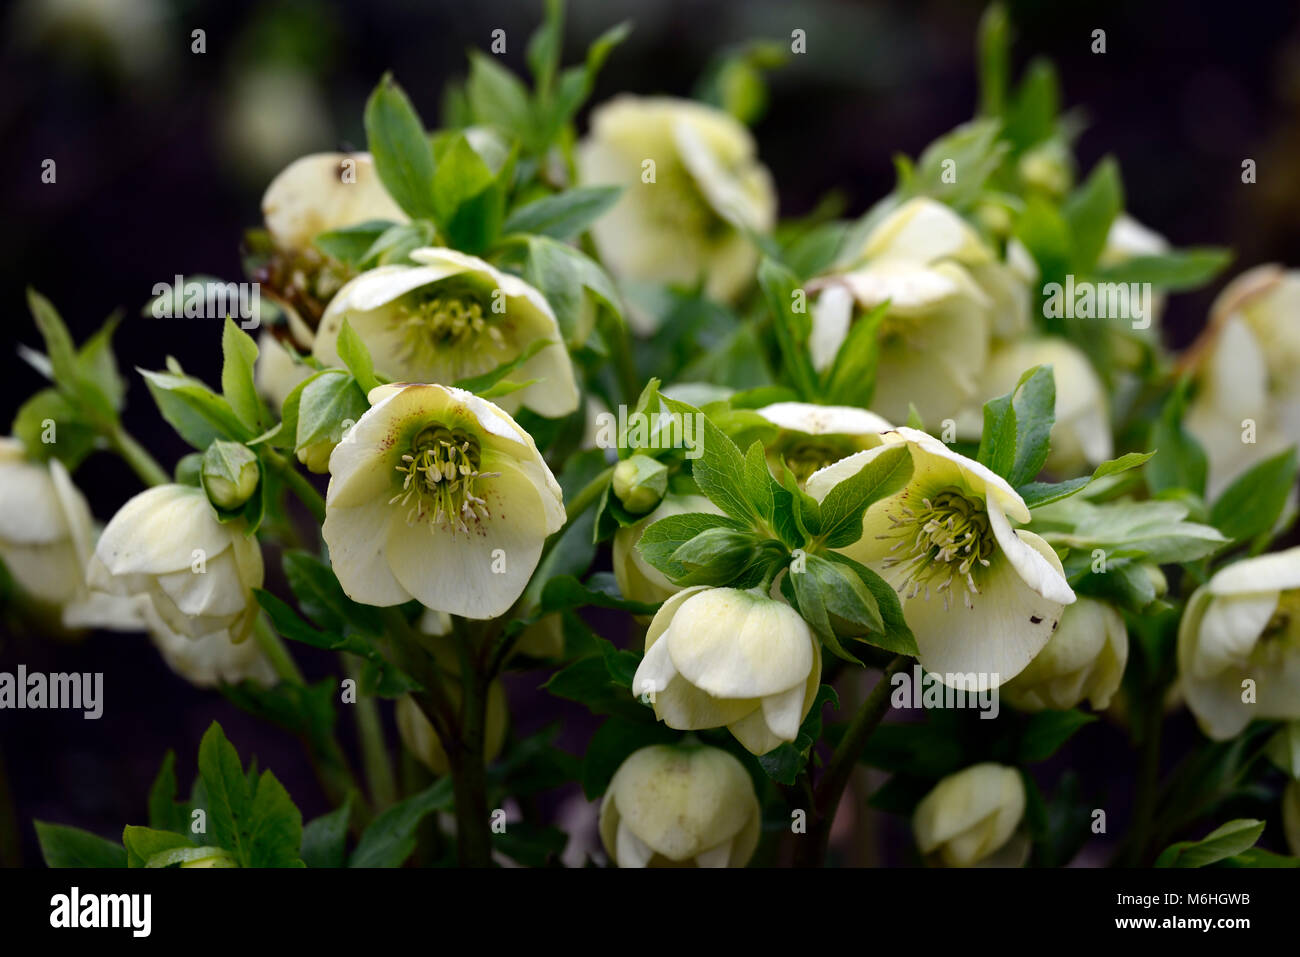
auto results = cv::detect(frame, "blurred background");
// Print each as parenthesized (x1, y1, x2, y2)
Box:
(3, 0, 1300, 866)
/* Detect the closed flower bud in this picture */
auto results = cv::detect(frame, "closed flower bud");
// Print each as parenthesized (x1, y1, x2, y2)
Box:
(632, 587, 822, 756)
(1177, 546, 1300, 740)
(201, 440, 261, 510)
(86, 484, 264, 645)
(598, 743, 761, 868)
(1017, 140, 1073, 198)
(614, 493, 721, 606)
(612, 454, 668, 514)
(914, 763, 1029, 867)
(1002, 598, 1128, 712)
(395, 685, 508, 777)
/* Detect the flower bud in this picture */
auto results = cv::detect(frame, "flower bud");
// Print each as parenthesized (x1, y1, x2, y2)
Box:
(598, 743, 760, 867)
(201, 440, 260, 510)
(612, 454, 668, 514)
(1017, 140, 1073, 198)
(913, 763, 1029, 868)
(396, 686, 508, 776)
(614, 493, 721, 606)
(1002, 598, 1128, 712)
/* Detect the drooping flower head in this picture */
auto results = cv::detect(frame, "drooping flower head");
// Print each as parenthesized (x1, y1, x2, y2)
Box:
(807, 427, 1075, 685)
(1002, 597, 1128, 712)
(754, 401, 891, 484)
(323, 383, 565, 619)
(913, 763, 1029, 868)
(313, 248, 578, 419)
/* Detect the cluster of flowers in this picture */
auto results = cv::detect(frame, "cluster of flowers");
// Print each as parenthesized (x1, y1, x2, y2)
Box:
(6, 3, 1300, 868)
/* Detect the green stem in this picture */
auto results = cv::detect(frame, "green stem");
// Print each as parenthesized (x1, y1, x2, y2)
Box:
(597, 308, 640, 405)
(797, 655, 908, 867)
(253, 614, 304, 684)
(447, 618, 493, 867)
(345, 655, 397, 810)
(1125, 694, 1165, 866)
(265, 448, 326, 523)
(107, 424, 170, 487)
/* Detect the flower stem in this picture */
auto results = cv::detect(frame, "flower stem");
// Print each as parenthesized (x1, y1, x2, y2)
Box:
(797, 654, 907, 867)
(107, 424, 170, 487)
(253, 614, 304, 684)
(345, 655, 397, 810)
(1123, 693, 1165, 866)
(265, 448, 326, 524)
(448, 619, 493, 867)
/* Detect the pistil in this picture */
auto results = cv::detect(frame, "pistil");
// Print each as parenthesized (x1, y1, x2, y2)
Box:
(879, 487, 995, 610)
(389, 427, 499, 534)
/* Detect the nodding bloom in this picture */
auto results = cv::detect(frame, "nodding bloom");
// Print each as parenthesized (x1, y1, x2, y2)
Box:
(913, 763, 1030, 868)
(322, 383, 565, 619)
(753, 401, 891, 484)
(599, 743, 761, 868)
(313, 248, 579, 419)
(807, 428, 1076, 687)
(1002, 597, 1128, 712)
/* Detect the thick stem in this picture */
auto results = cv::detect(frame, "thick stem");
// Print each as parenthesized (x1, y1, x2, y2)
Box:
(796, 655, 907, 867)
(1124, 695, 1165, 866)
(253, 615, 304, 684)
(265, 448, 326, 524)
(448, 622, 493, 867)
(108, 424, 170, 487)
(345, 655, 397, 810)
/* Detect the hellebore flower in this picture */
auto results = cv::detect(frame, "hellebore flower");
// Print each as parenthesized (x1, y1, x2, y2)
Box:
(914, 763, 1030, 867)
(1177, 546, 1300, 740)
(598, 743, 761, 868)
(578, 95, 776, 304)
(322, 383, 565, 619)
(313, 248, 579, 419)
(262, 151, 407, 255)
(807, 428, 1076, 686)
(1002, 597, 1128, 712)
(614, 493, 721, 607)
(86, 484, 264, 644)
(754, 401, 891, 484)
(0, 438, 95, 607)
(632, 587, 822, 755)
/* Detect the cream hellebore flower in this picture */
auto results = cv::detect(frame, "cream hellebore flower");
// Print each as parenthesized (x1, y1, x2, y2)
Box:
(262, 152, 407, 255)
(0, 439, 94, 607)
(955, 337, 1112, 475)
(754, 402, 891, 484)
(632, 587, 822, 756)
(1002, 597, 1128, 712)
(145, 609, 277, 688)
(322, 383, 565, 619)
(1185, 265, 1300, 499)
(1177, 547, 1300, 741)
(811, 198, 999, 426)
(578, 95, 776, 304)
(86, 484, 264, 644)
(914, 763, 1030, 867)
(313, 248, 578, 419)
(614, 493, 721, 606)
(807, 428, 1076, 687)
(599, 743, 761, 868)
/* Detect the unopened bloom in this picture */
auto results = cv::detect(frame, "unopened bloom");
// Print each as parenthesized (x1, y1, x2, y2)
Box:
(578, 96, 776, 304)
(313, 248, 578, 419)
(322, 383, 565, 619)
(145, 608, 277, 688)
(754, 402, 891, 484)
(612, 454, 668, 514)
(262, 152, 407, 254)
(86, 484, 264, 644)
(632, 587, 822, 755)
(956, 337, 1112, 474)
(598, 743, 761, 868)
(396, 688, 508, 777)
(812, 199, 999, 426)
(614, 493, 721, 606)
(807, 428, 1076, 686)
(914, 763, 1029, 867)
(1177, 547, 1300, 740)
(1002, 597, 1128, 712)
(0, 439, 94, 606)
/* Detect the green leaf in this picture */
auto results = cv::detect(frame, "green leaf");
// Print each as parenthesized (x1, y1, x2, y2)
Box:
(35, 822, 127, 868)
(364, 74, 437, 220)
(247, 770, 305, 868)
(1004, 58, 1060, 150)
(822, 301, 887, 408)
(977, 3, 1010, 117)
(757, 257, 819, 399)
(504, 185, 622, 240)
(1146, 381, 1207, 497)
(27, 288, 79, 393)
(282, 550, 384, 635)
(11, 389, 98, 469)
(453, 338, 549, 396)
(1210, 447, 1298, 545)
(313, 220, 396, 264)
(76, 315, 127, 412)
(431, 132, 506, 253)
(466, 51, 535, 145)
(661, 395, 759, 525)
(148, 750, 189, 833)
(1017, 451, 1154, 509)
(336, 318, 380, 394)
(1154, 819, 1266, 868)
(977, 364, 1056, 486)
(141, 367, 254, 449)
(349, 780, 454, 867)
(786, 556, 861, 664)
(817, 444, 912, 548)
(221, 319, 264, 431)
(301, 800, 352, 869)
(544, 21, 632, 139)
(823, 552, 917, 655)
(361, 220, 437, 266)
(121, 826, 196, 868)
(522, 235, 623, 343)
(637, 512, 751, 583)
(1093, 248, 1233, 291)
(198, 722, 255, 866)
(295, 368, 370, 454)
(1019, 709, 1097, 763)
(1063, 157, 1123, 270)
(758, 685, 839, 784)
(526, 0, 565, 95)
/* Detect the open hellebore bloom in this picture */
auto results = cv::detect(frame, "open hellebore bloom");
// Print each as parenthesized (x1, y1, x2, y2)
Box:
(914, 763, 1030, 868)
(807, 428, 1076, 687)
(632, 587, 822, 755)
(262, 151, 407, 255)
(955, 337, 1112, 474)
(322, 383, 565, 619)
(1177, 546, 1300, 740)
(1186, 265, 1300, 498)
(754, 402, 891, 484)
(86, 484, 264, 644)
(614, 493, 721, 606)
(313, 248, 579, 419)
(0, 438, 94, 607)
(578, 95, 776, 304)
(811, 199, 998, 426)
(599, 743, 761, 868)
(1002, 597, 1128, 712)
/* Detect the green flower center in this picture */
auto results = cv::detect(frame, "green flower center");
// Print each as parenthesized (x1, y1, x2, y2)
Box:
(651, 165, 727, 238)
(394, 292, 505, 368)
(1260, 590, 1300, 648)
(389, 426, 499, 535)
(878, 487, 996, 608)
(773, 436, 860, 484)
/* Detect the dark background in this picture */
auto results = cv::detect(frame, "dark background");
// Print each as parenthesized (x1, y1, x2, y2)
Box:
(3, 0, 1299, 866)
